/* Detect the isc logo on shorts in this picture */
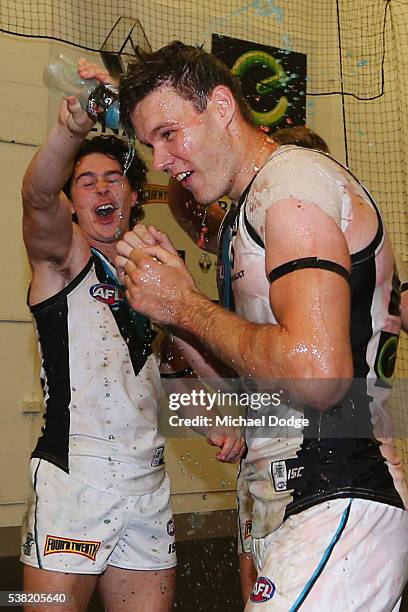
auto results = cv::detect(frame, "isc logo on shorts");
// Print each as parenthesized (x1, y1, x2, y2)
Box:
(244, 519, 252, 539)
(44, 535, 101, 561)
(250, 577, 276, 603)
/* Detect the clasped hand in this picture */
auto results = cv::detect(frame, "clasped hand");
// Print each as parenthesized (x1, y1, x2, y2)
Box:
(116, 224, 199, 325)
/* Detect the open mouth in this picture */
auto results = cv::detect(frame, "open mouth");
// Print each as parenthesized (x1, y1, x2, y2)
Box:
(95, 203, 117, 224)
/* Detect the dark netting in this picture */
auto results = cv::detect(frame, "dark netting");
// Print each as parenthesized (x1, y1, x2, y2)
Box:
(1, 0, 407, 452)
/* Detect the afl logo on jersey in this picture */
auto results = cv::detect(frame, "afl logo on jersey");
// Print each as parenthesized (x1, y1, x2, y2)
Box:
(250, 577, 276, 603)
(90, 283, 123, 306)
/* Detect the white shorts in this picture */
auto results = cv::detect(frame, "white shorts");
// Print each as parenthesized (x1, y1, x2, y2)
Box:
(21, 458, 176, 574)
(237, 459, 253, 556)
(246, 498, 408, 611)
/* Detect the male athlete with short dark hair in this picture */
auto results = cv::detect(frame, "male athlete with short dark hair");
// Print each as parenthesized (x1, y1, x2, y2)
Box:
(20, 57, 243, 612)
(117, 42, 408, 610)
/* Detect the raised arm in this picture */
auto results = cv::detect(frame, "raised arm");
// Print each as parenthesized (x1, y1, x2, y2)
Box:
(22, 96, 94, 264)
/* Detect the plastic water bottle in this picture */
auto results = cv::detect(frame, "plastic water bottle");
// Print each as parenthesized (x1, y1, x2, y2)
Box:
(43, 54, 121, 130)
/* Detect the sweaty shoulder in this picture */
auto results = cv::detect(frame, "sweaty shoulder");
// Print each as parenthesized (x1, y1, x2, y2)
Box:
(246, 146, 349, 243)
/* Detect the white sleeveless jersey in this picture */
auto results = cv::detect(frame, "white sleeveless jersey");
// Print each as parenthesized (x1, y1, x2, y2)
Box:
(30, 248, 165, 496)
(217, 146, 406, 538)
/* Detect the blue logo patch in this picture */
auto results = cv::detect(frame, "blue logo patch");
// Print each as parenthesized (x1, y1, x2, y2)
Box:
(250, 577, 276, 603)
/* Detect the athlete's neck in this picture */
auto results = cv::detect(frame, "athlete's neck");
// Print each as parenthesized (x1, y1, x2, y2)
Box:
(229, 127, 278, 200)
(88, 239, 118, 264)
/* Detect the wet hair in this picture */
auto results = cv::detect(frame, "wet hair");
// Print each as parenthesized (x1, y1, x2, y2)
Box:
(119, 40, 254, 135)
(63, 134, 147, 225)
(271, 125, 330, 153)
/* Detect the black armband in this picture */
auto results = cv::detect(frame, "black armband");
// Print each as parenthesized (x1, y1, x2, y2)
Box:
(268, 257, 350, 284)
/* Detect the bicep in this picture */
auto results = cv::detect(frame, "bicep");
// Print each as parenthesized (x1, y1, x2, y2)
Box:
(265, 198, 353, 379)
(23, 191, 74, 263)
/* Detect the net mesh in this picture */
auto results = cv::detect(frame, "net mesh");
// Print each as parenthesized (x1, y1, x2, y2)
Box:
(1, 0, 407, 458)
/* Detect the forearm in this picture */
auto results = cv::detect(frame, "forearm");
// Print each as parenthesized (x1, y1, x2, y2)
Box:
(22, 123, 85, 208)
(175, 289, 351, 408)
(176, 290, 280, 379)
(159, 329, 239, 436)
(169, 330, 237, 381)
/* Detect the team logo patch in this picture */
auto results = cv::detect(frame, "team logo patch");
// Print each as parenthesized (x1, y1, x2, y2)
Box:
(44, 535, 101, 561)
(250, 577, 276, 603)
(244, 519, 252, 539)
(271, 460, 288, 491)
(167, 518, 175, 537)
(90, 283, 123, 306)
(271, 460, 305, 492)
(151, 446, 165, 467)
(22, 532, 34, 556)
